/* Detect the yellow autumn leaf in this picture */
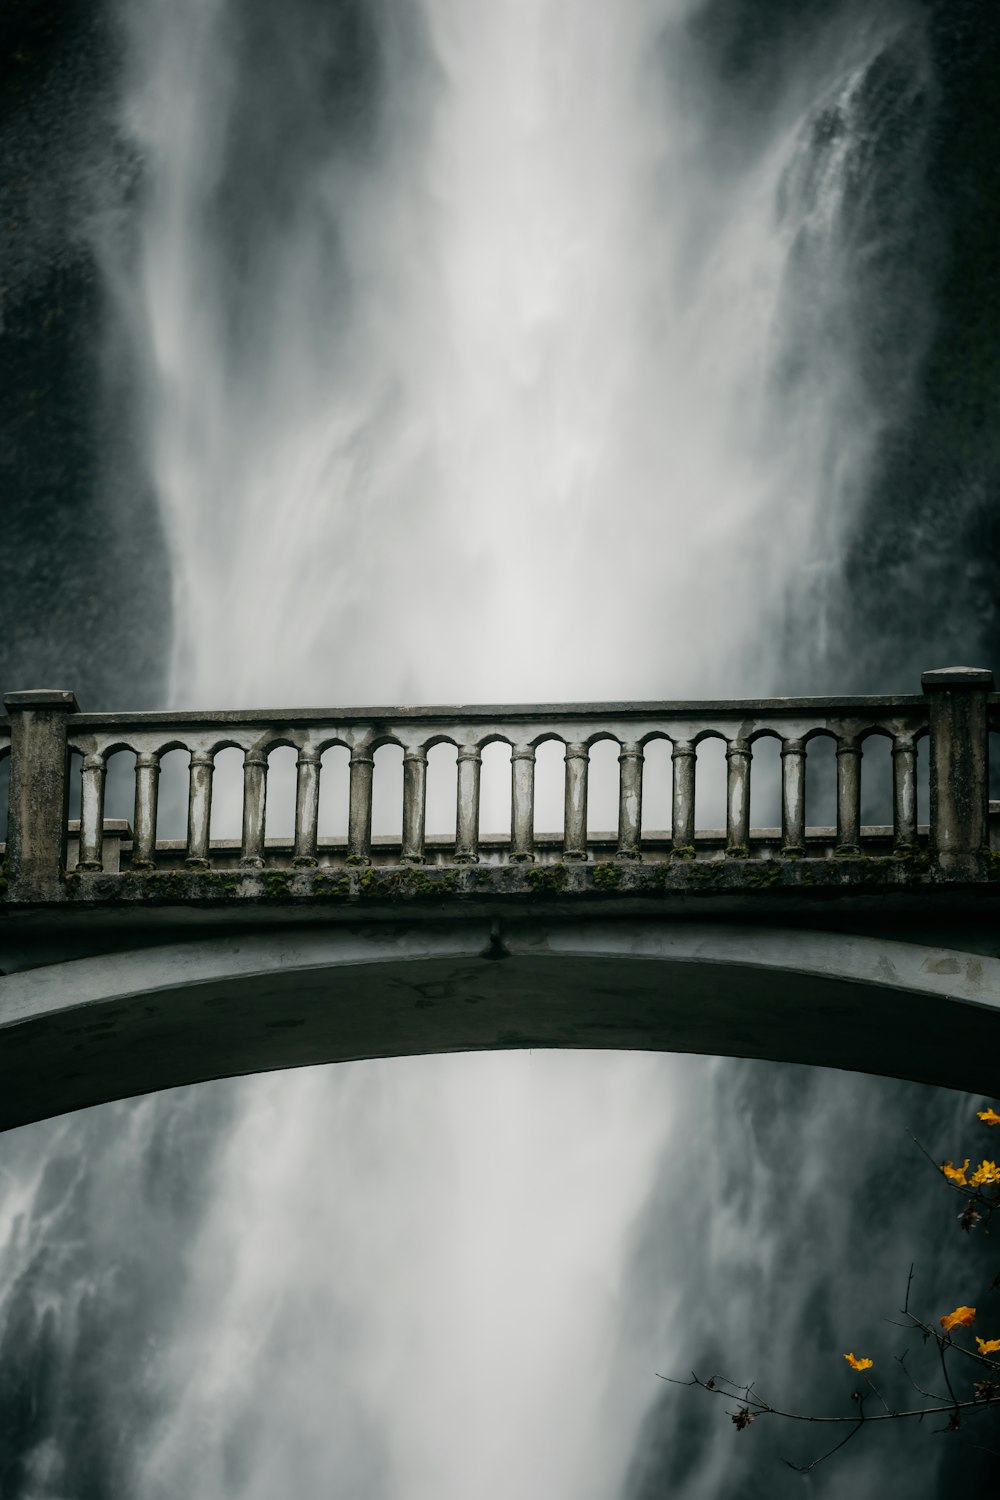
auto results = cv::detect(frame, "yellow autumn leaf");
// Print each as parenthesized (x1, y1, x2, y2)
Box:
(976, 1337, 1000, 1355)
(941, 1159, 970, 1185)
(844, 1352, 874, 1372)
(940, 1306, 977, 1332)
(970, 1160, 1000, 1188)
(978, 1108, 1000, 1126)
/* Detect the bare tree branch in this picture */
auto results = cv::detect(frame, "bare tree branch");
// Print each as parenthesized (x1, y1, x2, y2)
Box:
(658, 1372, 1000, 1428)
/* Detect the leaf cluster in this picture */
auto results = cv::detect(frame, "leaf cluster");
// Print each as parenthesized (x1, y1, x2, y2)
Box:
(668, 1101, 1000, 1472)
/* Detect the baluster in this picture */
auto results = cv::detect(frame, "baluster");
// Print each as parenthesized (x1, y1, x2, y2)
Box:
(563, 742, 589, 860)
(726, 738, 751, 856)
(892, 734, 918, 852)
(186, 749, 214, 869)
(347, 743, 374, 865)
(617, 741, 643, 860)
(78, 753, 106, 870)
(401, 747, 428, 863)
(780, 738, 806, 855)
(671, 740, 696, 853)
(293, 747, 321, 866)
(131, 751, 160, 868)
(835, 737, 862, 854)
(510, 743, 536, 862)
(455, 744, 482, 863)
(240, 748, 268, 868)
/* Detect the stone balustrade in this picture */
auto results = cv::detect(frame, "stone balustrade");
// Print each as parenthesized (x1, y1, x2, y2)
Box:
(0, 667, 996, 901)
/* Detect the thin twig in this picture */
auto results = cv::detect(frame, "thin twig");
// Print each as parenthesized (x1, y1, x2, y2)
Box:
(782, 1414, 865, 1474)
(894, 1350, 947, 1405)
(938, 1336, 961, 1416)
(863, 1372, 893, 1416)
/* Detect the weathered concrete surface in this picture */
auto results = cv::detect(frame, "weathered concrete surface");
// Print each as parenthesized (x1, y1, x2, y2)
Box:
(2, 910, 999, 1129)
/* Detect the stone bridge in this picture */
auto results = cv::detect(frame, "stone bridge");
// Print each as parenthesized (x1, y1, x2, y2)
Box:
(1, 667, 999, 1129)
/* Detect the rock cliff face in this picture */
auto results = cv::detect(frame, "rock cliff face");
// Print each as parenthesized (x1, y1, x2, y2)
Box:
(0, 0, 168, 707)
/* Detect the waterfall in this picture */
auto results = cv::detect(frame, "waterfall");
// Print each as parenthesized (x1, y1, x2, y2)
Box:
(115, 0, 913, 710)
(4, 0, 979, 1495)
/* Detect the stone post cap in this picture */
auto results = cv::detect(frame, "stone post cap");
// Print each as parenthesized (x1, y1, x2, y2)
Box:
(921, 667, 994, 691)
(3, 690, 80, 711)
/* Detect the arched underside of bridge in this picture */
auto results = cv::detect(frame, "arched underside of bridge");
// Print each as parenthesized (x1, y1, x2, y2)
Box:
(2, 919, 998, 1129)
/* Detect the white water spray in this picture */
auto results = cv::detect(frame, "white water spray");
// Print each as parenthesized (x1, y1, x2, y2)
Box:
(97, 0, 933, 1494)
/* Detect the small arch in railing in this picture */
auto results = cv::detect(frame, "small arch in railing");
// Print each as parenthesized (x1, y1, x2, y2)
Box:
(583, 728, 621, 749)
(103, 748, 138, 823)
(746, 730, 781, 834)
(369, 732, 406, 755)
(532, 738, 567, 842)
(856, 726, 893, 833)
(152, 748, 190, 849)
(317, 744, 351, 846)
(203, 734, 254, 759)
(147, 737, 194, 762)
(529, 730, 569, 750)
(371, 743, 404, 842)
(477, 731, 514, 751)
(422, 732, 461, 753)
(314, 734, 352, 758)
(263, 744, 298, 847)
(479, 740, 512, 841)
(208, 747, 243, 847)
(638, 736, 671, 842)
(425, 741, 458, 846)
(693, 733, 727, 837)
(801, 729, 837, 836)
(586, 738, 620, 842)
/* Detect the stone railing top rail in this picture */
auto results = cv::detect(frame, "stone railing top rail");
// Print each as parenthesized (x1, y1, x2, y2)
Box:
(0, 691, 944, 730)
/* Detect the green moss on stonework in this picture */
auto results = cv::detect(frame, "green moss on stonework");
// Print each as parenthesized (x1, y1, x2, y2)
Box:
(670, 845, 696, 861)
(526, 865, 567, 893)
(591, 862, 622, 889)
(140, 871, 190, 900)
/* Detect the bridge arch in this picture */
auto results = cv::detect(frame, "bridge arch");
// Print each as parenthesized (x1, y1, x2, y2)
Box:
(1, 919, 997, 1130)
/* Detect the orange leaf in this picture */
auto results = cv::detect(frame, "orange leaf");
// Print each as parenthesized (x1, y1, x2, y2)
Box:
(970, 1160, 1000, 1188)
(844, 1352, 874, 1372)
(941, 1159, 970, 1186)
(940, 1306, 977, 1332)
(978, 1108, 1000, 1126)
(976, 1337, 1000, 1355)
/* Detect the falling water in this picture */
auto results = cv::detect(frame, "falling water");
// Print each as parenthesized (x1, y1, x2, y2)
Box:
(115, 0, 917, 710)
(3, 0, 972, 1494)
